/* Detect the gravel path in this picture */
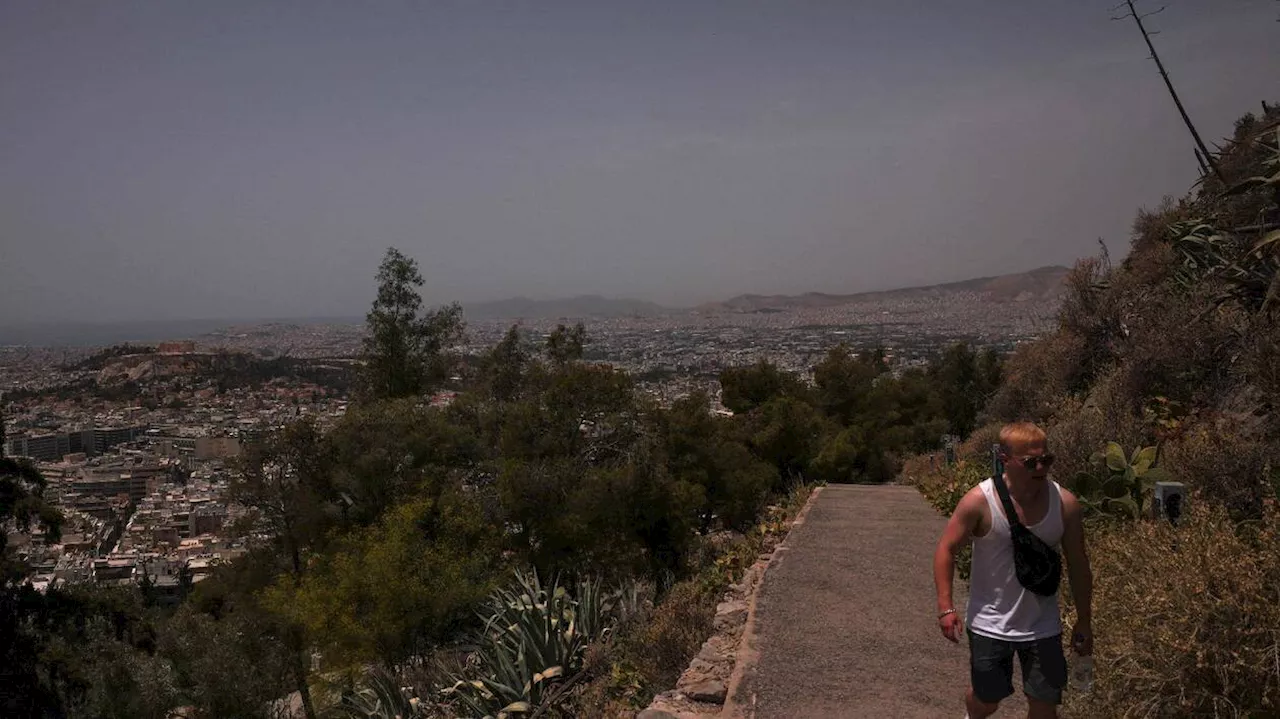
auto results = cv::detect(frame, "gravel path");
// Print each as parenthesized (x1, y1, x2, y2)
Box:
(729, 484, 1028, 718)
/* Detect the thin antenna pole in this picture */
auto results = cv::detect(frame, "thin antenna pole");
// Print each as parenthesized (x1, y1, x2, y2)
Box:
(1115, 0, 1226, 184)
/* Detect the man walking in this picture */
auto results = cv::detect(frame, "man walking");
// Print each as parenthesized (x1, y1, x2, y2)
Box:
(933, 422, 1094, 718)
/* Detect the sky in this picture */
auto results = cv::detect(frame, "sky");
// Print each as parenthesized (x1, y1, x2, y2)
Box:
(2, 1, 1277, 323)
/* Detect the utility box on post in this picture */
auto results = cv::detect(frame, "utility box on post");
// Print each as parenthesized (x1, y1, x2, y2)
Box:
(1153, 481, 1186, 526)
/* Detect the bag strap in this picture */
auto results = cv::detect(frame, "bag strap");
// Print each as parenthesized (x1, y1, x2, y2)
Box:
(991, 474, 1024, 528)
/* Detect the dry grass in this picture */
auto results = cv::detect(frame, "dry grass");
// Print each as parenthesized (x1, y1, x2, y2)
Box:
(1062, 502, 1280, 718)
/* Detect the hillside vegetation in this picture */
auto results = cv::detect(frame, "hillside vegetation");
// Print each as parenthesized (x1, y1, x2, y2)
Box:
(905, 102, 1280, 717)
(2, 245, 1000, 717)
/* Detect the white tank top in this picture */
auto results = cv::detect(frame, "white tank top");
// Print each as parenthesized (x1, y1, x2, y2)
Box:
(966, 477, 1064, 641)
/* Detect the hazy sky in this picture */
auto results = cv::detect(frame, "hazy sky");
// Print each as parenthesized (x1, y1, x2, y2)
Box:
(2, 1, 1277, 323)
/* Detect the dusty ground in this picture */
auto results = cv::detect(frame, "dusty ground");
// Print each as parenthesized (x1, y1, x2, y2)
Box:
(728, 484, 1030, 718)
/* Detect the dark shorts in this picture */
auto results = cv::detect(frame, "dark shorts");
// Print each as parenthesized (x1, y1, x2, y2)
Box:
(967, 629, 1068, 705)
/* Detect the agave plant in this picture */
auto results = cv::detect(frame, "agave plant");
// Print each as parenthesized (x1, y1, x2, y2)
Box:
(327, 668, 425, 719)
(1070, 442, 1174, 520)
(440, 570, 633, 719)
(1167, 221, 1231, 288)
(1167, 220, 1280, 317)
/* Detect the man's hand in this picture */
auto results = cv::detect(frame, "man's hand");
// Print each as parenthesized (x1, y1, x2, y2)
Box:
(939, 610, 963, 643)
(1072, 622, 1093, 656)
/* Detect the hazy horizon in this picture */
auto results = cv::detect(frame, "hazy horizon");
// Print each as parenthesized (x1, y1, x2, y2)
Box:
(3, 1, 1278, 323)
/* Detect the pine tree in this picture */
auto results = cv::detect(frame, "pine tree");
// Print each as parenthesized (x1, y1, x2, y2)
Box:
(359, 247, 465, 400)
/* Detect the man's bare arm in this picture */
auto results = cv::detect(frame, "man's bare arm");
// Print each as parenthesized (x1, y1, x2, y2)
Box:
(934, 488, 982, 615)
(1060, 489, 1094, 646)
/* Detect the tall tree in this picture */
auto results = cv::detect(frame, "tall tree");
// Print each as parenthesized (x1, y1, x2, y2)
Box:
(229, 420, 334, 580)
(227, 420, 333, 719)
(485, 325, 532, 402)
(812, 344, 880, 425)
(360, 247, 465, 400)
(718, 360, 807, 414)
(546, 322, 587, 366)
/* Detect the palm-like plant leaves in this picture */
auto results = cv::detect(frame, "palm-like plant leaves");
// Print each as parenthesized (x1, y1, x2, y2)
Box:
(328, 668, 423, 719)
(1223, 127, 1280, 197)
(441, 570, 634, 718)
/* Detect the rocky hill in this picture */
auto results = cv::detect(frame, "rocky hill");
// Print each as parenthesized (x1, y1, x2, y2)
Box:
(696, 265, 1070, 314)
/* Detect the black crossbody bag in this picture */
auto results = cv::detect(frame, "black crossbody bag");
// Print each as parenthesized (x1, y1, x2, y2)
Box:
(991, 474, 1061, 597)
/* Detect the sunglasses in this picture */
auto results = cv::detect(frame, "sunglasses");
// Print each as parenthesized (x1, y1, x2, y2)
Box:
(1011, 454, 1055, 470)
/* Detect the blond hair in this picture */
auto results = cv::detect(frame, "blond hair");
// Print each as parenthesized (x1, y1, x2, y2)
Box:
(999, 421, 1047, 453)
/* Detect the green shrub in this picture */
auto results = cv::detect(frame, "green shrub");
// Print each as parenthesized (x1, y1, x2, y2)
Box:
(1066, 442, 1173, 520)
(264, 492, 502, 667)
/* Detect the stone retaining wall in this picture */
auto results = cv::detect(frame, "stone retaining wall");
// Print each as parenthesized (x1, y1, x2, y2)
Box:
(636, 486, 824, 719)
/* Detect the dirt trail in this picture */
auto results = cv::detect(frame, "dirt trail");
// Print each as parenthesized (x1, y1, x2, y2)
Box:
(727, 484, 1028, 718)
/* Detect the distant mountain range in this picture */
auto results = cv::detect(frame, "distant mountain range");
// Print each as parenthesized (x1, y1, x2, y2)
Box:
(461, 295, 671, 320)
(460, 265, 1071, 319)
(694, 265, 1071, 314)
(0, 266, 1072, 346)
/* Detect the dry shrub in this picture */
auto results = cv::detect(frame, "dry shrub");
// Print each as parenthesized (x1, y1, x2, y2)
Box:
(564, 578, 714, 717)
(635, 580, 714, 681)
(1058, 258, 1124, 389)
(1161, 423, 1279, 522)
(1115, 285, 1240, 409)
(1128, 196, 1196, 256)
(899, 452, 942, 488)
(1243, 313, 1280, 408)
(1046, 369, 1147, 484)
(984, 330, 1086, 424)
(959, 421, 1003, 460)
(1205, 105, 1280, 229)
(1064, 502, 1280, 718)
(1122, 236, 1179, 293)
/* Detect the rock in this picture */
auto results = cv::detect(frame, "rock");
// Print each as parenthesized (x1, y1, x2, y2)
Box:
(695, 635, 733, 664)
(714, 599, 748, 631)
(683, 680, 728, 704)
(684, 656, 718, 677)
(637, 710, 681, 719)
